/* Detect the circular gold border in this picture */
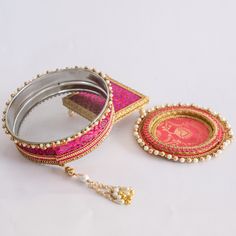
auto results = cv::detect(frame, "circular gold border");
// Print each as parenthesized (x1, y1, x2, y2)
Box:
(134, 104, 233, 164)
(149, 111, 215, 149)
(2, 66, 114, 150)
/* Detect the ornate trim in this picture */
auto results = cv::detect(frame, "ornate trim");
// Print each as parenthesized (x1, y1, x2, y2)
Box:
(134, 104, 233, 163)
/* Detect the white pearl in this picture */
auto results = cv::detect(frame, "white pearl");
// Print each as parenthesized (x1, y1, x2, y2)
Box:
(217, 150, 222, 155)
(187, 158, 192, 163)
(137, 118, 142, 122)
(173, 156, 178, 161)
(134, 125, 139, 129)
(160, 152, 165, 157)
(78, 174, 89, 183)
(137, 138, 142, 143)
(193, 158, 199, 163)
(113, 187, 119, 193)
(114, 199, 122, 204)
(133, 132, 139, 137)
(115, 199, 124, 205)
(179, 158, 185, 163)
(154, 150, 159, 156)
(206, 155, 211, 160)
(223, 142, 228, 148)
(140, 142, 145, 147)
(226, 140, 231, 145)
(112, 192, 118, 198)
(139, 109, 146, 116)
(221, 117, 226, 122)
(148, 148, 153, 153)
(167, 154, 172, 160)
(144, 146, 149, 151)
(120, 199, 125, 205)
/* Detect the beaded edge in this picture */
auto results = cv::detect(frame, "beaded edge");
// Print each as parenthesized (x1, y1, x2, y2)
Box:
(134, 104, 234, 164)
(2, 66, 114, 151)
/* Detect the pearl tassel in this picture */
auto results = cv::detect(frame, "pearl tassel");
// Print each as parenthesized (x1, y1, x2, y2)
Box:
(63, 166, 135, 205)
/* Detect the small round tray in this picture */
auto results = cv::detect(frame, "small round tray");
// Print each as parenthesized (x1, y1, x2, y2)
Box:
(134, 104, 233, 163)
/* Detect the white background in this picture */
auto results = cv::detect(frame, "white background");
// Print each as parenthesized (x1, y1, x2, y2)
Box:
(0, 1, 236, 235)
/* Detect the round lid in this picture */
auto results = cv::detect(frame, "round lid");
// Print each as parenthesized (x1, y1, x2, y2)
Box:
(134, 104, 233, 163)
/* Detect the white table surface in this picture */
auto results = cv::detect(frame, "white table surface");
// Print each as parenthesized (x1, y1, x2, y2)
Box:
(0, 1, 236, 235)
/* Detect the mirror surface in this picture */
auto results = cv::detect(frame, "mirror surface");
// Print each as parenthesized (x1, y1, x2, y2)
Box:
(18, 91, 106, 143)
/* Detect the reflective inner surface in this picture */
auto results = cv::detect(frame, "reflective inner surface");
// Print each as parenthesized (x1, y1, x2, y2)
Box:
(6, 68, 109, 144)
(18, 91, 106, 142)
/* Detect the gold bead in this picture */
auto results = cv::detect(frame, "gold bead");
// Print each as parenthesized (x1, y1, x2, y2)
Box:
(65, 166, 76, 176)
